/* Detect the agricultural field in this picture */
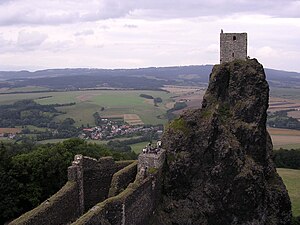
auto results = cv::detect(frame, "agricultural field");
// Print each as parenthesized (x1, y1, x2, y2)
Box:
(0, 128, 22, 134)
(270, 87, 300, 100)
(0, 89, 174, 126)
(162, 85, 206, 114)
(1, 85, 300, 146)
(268, 128, 300, 150)
(269, 97, 300, 113)
(0, 86, 50, 93)
(277, 168, 300, 217)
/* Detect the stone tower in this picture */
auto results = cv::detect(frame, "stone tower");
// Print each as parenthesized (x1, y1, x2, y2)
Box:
(220, 30, 247, 63)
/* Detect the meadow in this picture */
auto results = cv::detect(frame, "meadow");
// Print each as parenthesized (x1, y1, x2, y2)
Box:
(277, 168, 300, 217)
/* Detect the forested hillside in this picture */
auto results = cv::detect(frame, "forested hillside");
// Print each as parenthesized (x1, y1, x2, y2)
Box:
(1, 65, 299, 90)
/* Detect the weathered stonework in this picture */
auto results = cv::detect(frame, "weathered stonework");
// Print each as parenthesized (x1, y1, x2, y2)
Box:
(73, 150, 166, 225)
(220, 30, 247, 63)
(10, 155, 135, 225)
(137, 149, 166, 175)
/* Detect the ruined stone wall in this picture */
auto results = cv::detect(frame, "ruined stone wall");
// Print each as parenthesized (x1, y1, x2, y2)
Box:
(72, 150, 166, 225)
(220, 32, 247, 63)
(78, 156, 133, 211)
(9, 182, 81, 225)
(108, 161, 138, 197)
(10, 155, 135, 225)
(137, 150, 166, 175)
(72, 174, 161, 225)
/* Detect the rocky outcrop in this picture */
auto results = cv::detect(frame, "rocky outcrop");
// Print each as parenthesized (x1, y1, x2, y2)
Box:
(155, 59, 291, 225)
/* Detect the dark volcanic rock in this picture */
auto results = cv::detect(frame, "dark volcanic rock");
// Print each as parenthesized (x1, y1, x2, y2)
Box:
(156, 59, 291, 225)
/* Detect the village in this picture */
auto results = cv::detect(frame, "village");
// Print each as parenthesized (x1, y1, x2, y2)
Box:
(80, 118, 163, 140)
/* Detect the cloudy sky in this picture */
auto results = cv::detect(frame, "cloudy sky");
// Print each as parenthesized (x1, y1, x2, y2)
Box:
(0, 0, 300, 72)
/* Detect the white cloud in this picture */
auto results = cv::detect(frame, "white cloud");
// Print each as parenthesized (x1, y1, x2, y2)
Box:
(0, 1, 299, 72)
(74, 29, 95, 36)
(17, 30, 48, 50)
(0, 0, 299, 26)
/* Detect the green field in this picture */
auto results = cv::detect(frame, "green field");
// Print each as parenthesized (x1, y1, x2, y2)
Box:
(278, 168, 300, 217)
(0, 86, 51, 93)
(270, 87, 300, 100)
(274, 143, 300, 150)
(0, 90, 173, 126)
(130, 141, 150, 154)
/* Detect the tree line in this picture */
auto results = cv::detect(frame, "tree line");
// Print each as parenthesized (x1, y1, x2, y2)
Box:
(267, 110, 300, 130)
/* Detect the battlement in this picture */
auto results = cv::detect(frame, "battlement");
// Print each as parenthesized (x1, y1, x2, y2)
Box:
(220, 30, 247, 63)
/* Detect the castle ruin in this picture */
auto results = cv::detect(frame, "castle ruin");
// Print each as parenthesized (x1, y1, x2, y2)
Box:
(10, 147, 166, 225)
(220, 30, 247, 63)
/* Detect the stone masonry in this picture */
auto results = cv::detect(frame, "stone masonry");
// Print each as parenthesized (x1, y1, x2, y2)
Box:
(137, 149, 166, 176)
(220, 30, 247, 63)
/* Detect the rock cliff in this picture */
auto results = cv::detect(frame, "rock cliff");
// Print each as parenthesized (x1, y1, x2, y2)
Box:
(155, 59, 291, 225)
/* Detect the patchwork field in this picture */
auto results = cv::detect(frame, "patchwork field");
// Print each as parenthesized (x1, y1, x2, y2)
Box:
(277, 168, 300, 217)
(268, 128, 300, 149)
(0, 90, 174, 126)
(162, 85, 205, 114)
(0, 86, 299, 130)
(124, 114, 144, 125)
(269, 97, 300, 113)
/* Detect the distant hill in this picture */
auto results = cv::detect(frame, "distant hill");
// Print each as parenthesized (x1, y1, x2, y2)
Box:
(0, 64, 299, 89)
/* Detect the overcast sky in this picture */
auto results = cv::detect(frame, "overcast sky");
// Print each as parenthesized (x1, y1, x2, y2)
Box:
(0, 0, 300, 72)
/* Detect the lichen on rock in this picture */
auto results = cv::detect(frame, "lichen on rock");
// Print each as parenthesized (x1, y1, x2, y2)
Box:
(156, 59, 291, 225)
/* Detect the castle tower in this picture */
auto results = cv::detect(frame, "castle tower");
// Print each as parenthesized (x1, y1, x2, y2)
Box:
(220, 30, 247, 63)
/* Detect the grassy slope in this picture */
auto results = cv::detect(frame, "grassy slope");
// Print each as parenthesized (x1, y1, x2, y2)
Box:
(129, 141, 150, 154)
(277, 168, 300, 217)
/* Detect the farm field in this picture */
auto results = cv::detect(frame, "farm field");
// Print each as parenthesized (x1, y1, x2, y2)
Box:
(0, 86, 50, 93)
(277, 168, 300, 217)
(0, 89, 174, 126)
(162, 85, 206, 113)
(0, 128, 22, 134)
(270, 87, 300, 100)
(269, 96, 300, 113)
(268, 128, 300, 149)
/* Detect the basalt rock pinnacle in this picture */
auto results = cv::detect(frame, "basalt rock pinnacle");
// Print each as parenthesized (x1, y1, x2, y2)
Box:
(157, 59, 291, 225)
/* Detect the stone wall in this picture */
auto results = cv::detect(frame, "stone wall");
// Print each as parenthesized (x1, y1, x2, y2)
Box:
(69, 156, 134, 211)
(72, 174, 161, 225)
(9, 181, 80, 225)
(72, 150, 166, 225)
(10, 155, 135, 225)
(138, 149, 166, 174)
(220, 32, 247, 63)
(108, 161, 138, 197)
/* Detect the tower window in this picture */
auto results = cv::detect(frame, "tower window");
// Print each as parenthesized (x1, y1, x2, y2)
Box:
(233, 36, 236, 41)
(232, 52, 235, 57)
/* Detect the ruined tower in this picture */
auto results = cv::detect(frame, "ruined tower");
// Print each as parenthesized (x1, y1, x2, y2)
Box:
(220, 30, 247, 63)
